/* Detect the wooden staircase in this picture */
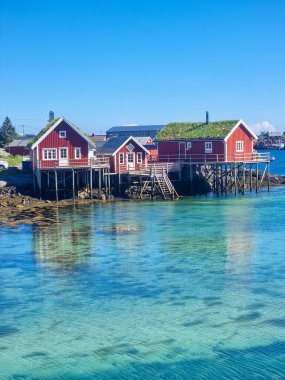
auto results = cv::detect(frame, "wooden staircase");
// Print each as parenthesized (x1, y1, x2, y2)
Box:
(141, 164, 179, 200)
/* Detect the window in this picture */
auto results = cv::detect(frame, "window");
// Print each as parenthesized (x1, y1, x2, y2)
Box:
(126, 143, 135, 151)
(186, 142, 192, 150)
(59, 130, 66, 138)
(43, 149, 57, 160)
(59, 148, 68, 159)
(205, 142, 212, 153)
(75, 147, 81, 159)
(119, 153, 124, 164)
(137, 152, 142, 163)
(236, 141, 244, 152)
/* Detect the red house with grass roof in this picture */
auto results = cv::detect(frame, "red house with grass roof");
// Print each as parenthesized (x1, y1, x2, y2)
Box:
(155, 120, 258, 163)
(30, 117, 96, 170)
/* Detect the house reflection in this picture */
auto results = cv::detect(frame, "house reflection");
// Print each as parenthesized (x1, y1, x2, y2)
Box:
(32, 205, 94, 268)
(224, 199, 257, 277)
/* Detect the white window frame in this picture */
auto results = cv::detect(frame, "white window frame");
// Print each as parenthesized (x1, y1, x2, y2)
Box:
(186, 142, 192, 150)
(119, 152, 124, 164)
(59, 147, 68, 159)
(43, 148, 57, 160)
(236, 141, 244, 152)
(137, 152, 143, 163)
(75, 147, 81, 159)
(205, 142, 213, 153)
(59, 130, 66, 138)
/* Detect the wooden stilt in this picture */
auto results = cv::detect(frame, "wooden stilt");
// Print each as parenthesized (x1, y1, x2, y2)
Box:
(77, 171, 79, 198)
(243, 162, 245, 194)
(108, 168, 111, 195)
(38, 171, 42, 200)
(90, 167, 93, 198)
(72, 169, 75, 201)
(33, 172, 36, 195)
(256, 163, 259, 193)
(225, 164, 228, 194)
(98, 169, 102, 196)
(55, 170, 58, 202)
(250, 164, 253, 191)
(267, 162, 270, 192)
(215, 164, 219, 195)
(234, 161, 237, 196)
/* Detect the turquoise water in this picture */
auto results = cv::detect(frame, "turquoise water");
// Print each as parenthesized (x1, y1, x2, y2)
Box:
(259, 149, 285, 175)
(1, 190, 285, 379)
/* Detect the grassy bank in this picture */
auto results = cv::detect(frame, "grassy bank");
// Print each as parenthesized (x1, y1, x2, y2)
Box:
(0, 154, 23, 168)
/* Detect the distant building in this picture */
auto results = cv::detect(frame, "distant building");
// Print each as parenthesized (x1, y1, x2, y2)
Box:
(89, 134, 107, 149)
(257, 132, 284, 150)
(106, 125, 165, 139)
(6, 135, 35, 156)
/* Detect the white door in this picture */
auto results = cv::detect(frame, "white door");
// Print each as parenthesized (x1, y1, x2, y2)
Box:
(59, 148, 68, 166)
(127, 153, 135, 170)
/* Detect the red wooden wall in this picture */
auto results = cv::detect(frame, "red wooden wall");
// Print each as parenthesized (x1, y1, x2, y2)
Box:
(37, 120, 89, 168)
(226, 123, 253, 159)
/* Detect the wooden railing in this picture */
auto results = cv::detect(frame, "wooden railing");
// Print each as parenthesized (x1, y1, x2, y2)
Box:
(149, 152, 270, 163)
(37, 156, 110, 169)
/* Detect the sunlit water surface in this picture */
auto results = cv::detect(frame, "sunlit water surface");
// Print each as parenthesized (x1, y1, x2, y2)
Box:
(1, 189, 285, 379)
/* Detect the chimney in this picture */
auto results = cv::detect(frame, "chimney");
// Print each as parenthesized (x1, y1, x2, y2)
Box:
(48, 111, 55, 122)
(206, 111, 209, 124)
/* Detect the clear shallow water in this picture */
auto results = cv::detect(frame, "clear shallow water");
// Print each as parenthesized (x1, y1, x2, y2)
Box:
(1, 190, 285, 379)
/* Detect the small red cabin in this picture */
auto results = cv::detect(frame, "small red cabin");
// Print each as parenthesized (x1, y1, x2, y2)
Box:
(156, 120, 258, 163)
(97, 136, 150, 173)
(31, 117, 95, 170)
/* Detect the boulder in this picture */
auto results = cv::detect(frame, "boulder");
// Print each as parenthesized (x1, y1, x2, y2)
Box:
(0, 180, 7, 188)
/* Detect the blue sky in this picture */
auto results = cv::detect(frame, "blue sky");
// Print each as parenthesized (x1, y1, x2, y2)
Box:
(0, 0, 284, 135)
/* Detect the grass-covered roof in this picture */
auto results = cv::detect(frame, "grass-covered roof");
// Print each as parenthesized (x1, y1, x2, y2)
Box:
(28, 118, 61, 148)
(156, 120, 239, 140)
(28, 117, 95, 148)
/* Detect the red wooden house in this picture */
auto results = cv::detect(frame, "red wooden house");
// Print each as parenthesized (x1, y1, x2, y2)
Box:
(30, 117, 96, 170)
(97, 136, 150, 173)
(155, 120, 258, 163)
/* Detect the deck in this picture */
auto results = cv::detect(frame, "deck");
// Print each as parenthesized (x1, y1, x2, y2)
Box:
(149, 152, 270, 165)
(36, 157, 110, 170)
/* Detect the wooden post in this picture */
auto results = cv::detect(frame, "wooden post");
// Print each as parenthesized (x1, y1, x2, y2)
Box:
(250, 164, 253, 191)
(99, 169, 102, 196)
(47, 171, 50, 188)
(256, 163, 259, 193)
(39, 171, 42, 200)
(234, 161, 237, 196)
(108, 168, 111, 195)
(215, 164, 219, 195)
(55, 170, 58, 202)
(243, 162, 245, 194)
(72, 168, 75, 201)
(267, 161, 270, 192)
(220, 164, 224, 194)
(33, 172, 36, 195)
(225, 165, 228, 194)
(77, 170, 79, 198)
(90, 167, 93, 198)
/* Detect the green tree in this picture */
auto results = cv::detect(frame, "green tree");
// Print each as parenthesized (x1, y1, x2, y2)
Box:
(0, 117, 17, 147)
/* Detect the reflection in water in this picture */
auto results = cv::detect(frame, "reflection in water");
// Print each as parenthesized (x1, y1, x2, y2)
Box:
(224, 199, 256, 277)
(33, 205, 94, 268)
